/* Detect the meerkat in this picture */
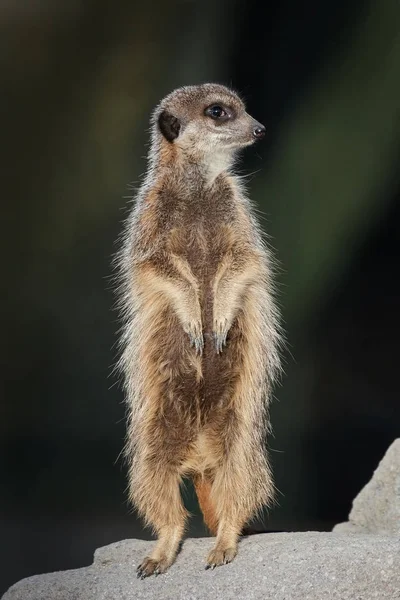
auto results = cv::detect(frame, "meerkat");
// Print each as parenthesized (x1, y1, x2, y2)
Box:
(116, 83, 282, 578)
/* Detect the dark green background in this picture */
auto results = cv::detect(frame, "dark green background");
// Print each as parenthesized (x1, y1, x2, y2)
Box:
(1, 0, 400, 594)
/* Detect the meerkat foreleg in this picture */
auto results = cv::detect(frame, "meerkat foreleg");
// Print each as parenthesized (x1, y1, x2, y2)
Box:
(137, 254, 203, 353)
(212, 251, 260, 352)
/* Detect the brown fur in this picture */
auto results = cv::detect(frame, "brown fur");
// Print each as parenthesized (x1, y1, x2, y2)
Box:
(193, 475, 219, 536)
(116, 84, 282, 577)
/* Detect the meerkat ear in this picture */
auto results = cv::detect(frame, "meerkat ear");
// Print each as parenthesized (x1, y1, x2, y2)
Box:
(158, 110, 181, 142)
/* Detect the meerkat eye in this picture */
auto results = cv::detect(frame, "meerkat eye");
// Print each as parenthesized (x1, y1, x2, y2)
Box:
(205, 105, 228, 120)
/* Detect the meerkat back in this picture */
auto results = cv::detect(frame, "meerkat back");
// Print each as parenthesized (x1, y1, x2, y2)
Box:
(116, 83, 282, 577)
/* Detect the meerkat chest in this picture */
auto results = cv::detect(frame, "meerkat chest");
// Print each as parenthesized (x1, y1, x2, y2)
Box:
(167, 217, 237, 280)
(161, 181, 246, 277)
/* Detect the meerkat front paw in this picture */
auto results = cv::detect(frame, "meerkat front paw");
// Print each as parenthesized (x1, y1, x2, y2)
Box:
(183, 320, 204, 355)
(213, 317, 230, 353)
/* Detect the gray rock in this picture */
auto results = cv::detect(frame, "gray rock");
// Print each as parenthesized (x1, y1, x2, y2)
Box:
(334, 438, 400, 535)
(5, 439, 400, 599)
(2, 532, 400, 600)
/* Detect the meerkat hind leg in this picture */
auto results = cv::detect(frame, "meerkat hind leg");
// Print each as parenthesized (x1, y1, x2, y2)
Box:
(136, 522, 185, 578)
(135, 467, 188, 578)
(193, 474, 219, 535)
(205, 457, 261, 569)
(205, 519, 241, 569)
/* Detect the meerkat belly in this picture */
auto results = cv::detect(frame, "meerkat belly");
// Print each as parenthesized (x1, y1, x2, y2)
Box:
(165, 217, 245, 417)
(186, 224, 245, 411)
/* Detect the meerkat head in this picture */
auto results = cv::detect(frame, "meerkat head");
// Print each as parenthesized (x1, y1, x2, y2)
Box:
(152, 83, 265, 178)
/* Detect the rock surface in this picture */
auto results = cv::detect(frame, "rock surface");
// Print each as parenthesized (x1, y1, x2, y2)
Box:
(3, 439, 400, 600)
(3, 532, 400, 600)
(334, 438, 400, 534)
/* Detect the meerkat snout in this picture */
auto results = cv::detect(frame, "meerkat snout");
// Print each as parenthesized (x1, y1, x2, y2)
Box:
(253, 123, 266, 139)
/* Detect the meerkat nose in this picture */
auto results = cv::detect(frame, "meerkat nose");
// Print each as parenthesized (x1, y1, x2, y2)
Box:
(253, 124, 266, 139)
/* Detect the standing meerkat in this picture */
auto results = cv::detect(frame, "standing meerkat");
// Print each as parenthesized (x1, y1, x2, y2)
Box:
(116, 83, 282, 578)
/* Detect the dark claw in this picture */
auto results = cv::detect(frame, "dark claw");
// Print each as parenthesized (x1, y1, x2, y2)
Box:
(213, 332, 227, 354)
(136, 565, 148, 580)
(189, 333, 204, 355)
(195, 336, 204, 355)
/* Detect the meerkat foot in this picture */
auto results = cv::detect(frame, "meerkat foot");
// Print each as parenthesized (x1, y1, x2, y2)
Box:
(136, 555, 172, 579)
(205, 543, 237, 569)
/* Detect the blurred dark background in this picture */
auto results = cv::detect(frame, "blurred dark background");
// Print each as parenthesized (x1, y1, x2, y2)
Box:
(1, 0, 400, 594)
